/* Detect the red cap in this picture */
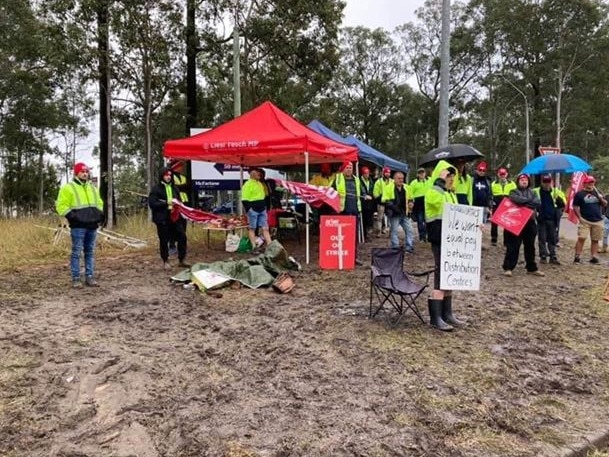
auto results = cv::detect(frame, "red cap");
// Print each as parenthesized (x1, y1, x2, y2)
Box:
(497, 168, 508, 177)
(584, 175, 596, 184)
(476, 161, 487, 171)
(541, 174, 553, 183)
(341, 161, 353, 171)
(361, 166, 370, 174)
(73, 162, 89, 175)
(382, 167, 391, 174)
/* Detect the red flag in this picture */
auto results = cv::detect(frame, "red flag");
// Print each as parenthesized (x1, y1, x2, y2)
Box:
(566, 172, 586, 224)
(171, 200, 224, 224)
(489, 198, 535, 235)
(272, 178, 341, 213)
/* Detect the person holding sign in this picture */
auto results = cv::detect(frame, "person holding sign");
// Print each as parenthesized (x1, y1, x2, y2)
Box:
(425, 160, 461, 332)
(502, 174, 544, 277)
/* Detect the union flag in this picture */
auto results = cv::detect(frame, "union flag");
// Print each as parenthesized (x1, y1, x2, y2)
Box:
(272, 178, 341, 213)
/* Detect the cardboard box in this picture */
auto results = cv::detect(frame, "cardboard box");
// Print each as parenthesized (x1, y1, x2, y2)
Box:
(191, 269, 231, 292)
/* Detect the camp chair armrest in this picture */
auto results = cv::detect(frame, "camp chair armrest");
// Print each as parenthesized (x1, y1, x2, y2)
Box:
(408, 268, 435, 277)
(407, 268, 434, 285)
(371, 266, 398, 289)
(371, 265, 387, 278)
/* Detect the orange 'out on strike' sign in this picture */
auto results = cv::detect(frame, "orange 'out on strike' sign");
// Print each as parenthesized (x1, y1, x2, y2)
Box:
(319, 215, 356, 270)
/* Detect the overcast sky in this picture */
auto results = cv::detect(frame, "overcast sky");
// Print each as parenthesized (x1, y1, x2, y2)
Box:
(342, 0, 427, 29)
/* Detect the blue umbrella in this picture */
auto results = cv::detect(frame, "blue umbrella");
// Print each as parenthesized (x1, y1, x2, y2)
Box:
(520, 153, 592, 174)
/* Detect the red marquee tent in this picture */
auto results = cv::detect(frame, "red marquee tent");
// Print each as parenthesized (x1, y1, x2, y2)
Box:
(163, 101, 358, 166)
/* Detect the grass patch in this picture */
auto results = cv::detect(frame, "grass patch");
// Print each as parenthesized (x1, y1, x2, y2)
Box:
(0, 214, 234, 272)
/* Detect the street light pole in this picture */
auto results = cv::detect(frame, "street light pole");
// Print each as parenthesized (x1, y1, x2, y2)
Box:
(502, 76, 530, 164)
(438, 0, 451, 147)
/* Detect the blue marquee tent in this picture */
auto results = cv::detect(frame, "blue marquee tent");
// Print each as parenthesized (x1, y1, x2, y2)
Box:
(307, 120, 409, 173)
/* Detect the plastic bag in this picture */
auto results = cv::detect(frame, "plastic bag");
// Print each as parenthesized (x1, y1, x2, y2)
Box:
(225, 233, 241, 252)
(237, 236, 252, 253)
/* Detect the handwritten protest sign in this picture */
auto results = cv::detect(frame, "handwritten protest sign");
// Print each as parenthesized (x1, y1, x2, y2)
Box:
(440, 203, 483, 291)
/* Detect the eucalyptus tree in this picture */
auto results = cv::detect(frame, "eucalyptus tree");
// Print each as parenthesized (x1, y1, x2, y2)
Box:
(110, 0, 184, 194)
(191, 0, 345, 126)
(395, 0, 485, 146)
(327, 26, 402, 149)
(0, 0, 84, 215)
(469, 0, 609, 162)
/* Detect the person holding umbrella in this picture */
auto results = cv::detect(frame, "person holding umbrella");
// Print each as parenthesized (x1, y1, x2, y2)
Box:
(533, 175, 561, 265)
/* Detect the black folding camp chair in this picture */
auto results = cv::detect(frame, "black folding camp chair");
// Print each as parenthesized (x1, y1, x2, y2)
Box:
(369, 247, 433, 325)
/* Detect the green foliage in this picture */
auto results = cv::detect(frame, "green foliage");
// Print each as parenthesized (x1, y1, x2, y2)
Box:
(113, 163, 147, 212)
(1, 159, 59, 215)
(3, 0, 609, 215)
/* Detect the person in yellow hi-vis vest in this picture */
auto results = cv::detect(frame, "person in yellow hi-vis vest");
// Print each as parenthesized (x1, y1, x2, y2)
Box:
(424, 160, 461, 331)
(332, 161, 372, 266)
(372, 166, 393, 236)
(382, 171, 414, 252)
(309, 163, 336, 222)
(309, 163, 335, 187)
(55, 162, 104, 288)
(451, 158, 473, 205)
(168, 159, 190, 255)
(148, 167, 189, 270)
(242, 168, 273, 254)
(490, 167, 517, 246)
(409, 167, 430, 241)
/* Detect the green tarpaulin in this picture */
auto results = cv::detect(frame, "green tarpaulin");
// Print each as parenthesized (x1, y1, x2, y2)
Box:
(171, 240, 300, 289)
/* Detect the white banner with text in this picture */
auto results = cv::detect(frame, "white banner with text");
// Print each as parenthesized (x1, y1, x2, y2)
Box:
(440, 203, 483, 291)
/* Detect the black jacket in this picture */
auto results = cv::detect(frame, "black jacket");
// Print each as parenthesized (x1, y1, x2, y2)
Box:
(149, 170, 181, 224)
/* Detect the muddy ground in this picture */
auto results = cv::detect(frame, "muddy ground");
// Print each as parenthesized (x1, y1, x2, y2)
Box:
(2, 226, 609, 457)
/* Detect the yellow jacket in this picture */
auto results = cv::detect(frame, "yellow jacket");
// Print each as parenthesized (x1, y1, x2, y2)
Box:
(56, 179, 104, 229)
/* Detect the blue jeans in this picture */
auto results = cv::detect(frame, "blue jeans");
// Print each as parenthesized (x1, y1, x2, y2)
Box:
(413, 209, 427, 241)
(389, 215, 414, 251)
(70, 228, 97, 279)
(247, 208, 268, 229)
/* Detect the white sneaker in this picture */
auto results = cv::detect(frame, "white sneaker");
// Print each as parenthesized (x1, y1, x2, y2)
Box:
(503, 270, 512, 277)
(527, 270, 545, 277)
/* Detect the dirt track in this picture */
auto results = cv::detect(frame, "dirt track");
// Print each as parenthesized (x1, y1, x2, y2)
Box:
(2, 226, 609, 457)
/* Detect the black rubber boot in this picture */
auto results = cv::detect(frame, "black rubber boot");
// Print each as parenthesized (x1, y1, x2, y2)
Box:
(428, 298, 453, 332)
(441, 295, 465, 327)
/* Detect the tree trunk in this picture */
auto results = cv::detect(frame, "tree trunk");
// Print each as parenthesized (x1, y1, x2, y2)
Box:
(38, 139, 44, 215)
(186, 0, 197, 135)
(97, 1, 113, 228)
(438, 0, 451, 147)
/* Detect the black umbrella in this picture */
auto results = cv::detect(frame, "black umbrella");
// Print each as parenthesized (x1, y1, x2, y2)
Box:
(419, 144, 484, 167)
